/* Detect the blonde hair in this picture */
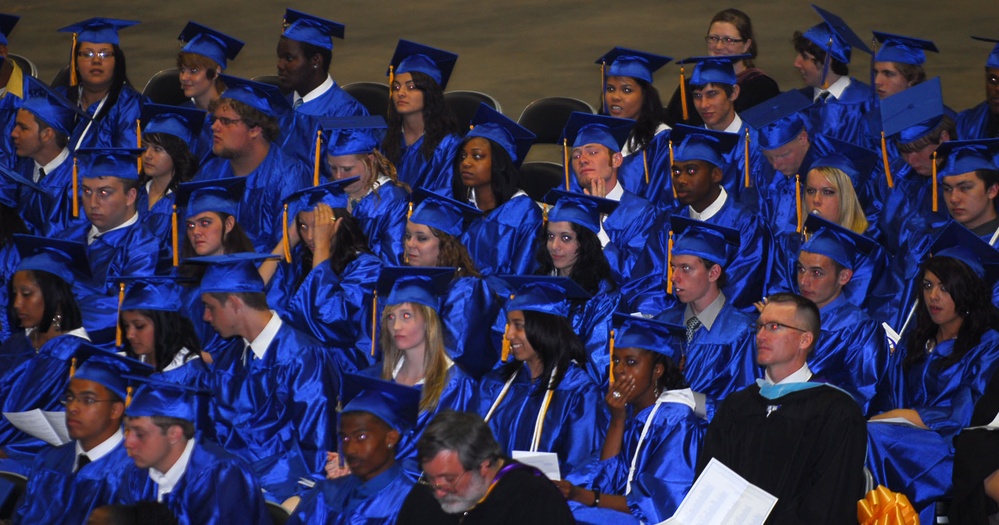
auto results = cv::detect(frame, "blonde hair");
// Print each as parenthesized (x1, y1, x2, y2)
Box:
(808, 167, 868, 234)
(357, 149, 412, 195)
(379, 302, 449, 412)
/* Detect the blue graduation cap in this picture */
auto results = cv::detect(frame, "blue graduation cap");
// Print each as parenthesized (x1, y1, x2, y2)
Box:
(126, 379, 206, 422)
(677, 55, 751, 87)
(880, 77, 945, 144)
(408, 189, 482, 237)
(141, 103, 207, 145)
(178, 21, 244, 70)
(13, 234, 91, 285)
(801, 213, 878, 270)
(376, 266, 454, 310)
(561, 112, 634, 152)
(340, 373, 420, 433)
(811, 135, 879, 187)
(496, 275, 591, 318)
(935, 139, 999, 179)
(113, 276, 186, 312)
(873, 32, 938, 65)
(21, 76, 90, 137)
(72, 344, 152, 401)
(388, 40, 458, 90)
(611, 313, 685, 362)
(741, 90, 813, 150)
(971, 37, 999, 69)
(0, 165, 45, 208)
(543, 189, 618, 234)
(282, 9, 344, 50)
(322, 115, 388, 157)
(802, 5, 871, 64)
(596, 47, 673, 84)
(0, 14, 19, 46)
(284, 178, 354, 216)
(58, 17, 138, 45)
(185, 253, 280, 294)
(466, 103, 536, 166)
(218, 74, 290, 117)
(76, 148, 143, 181)
(670, 215, 740, 267)
(175, 177, 245, 220)
(670, 124, 739, 169)
(928, 221, 999, 284)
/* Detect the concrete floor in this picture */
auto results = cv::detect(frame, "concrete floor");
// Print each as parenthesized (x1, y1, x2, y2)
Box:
(4, 0, 998, 120)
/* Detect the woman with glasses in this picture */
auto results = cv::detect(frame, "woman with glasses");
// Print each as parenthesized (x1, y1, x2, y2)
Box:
(666, 9, 780, 127)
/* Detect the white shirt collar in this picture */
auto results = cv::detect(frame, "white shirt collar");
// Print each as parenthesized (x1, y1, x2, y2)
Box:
(161, 347, 200, 372)
(815, 76, 850, 101)
(604, 180, 624, 202)
(244, 311, 282, 360)
(149, 438, 196, 502)
(721, 114, 744, 134)
(294, 75, 334, 106)
(144, 180, 173, 197)
(688, 186, 728, 221)
(35, 149, 71, 183)
(683, 291, 726, 331)
(621, 123, 670, 157)
(87, 211, 139, 245)
(75, 428, 123, 467)
(764, 363, 813, 385)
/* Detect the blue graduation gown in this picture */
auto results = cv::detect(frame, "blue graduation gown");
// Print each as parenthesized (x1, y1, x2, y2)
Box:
(180, 283, 234, 363)
(391, 133, 461, 193)
(115, 441, 269, 525)
(279, 82, 369, 169)
(285, 254, 382, 371)
(14, 156, 90, 238)
(288, 463, 414, 525)
(0, 71, 26, 171)
(210, 321, 338, 501)
(0, 244, 20, 344)
(60, 86, 144, 151)
(725, 124, 770, 213)
(352, 180, 409, 266)
(875, 160, 947, 257)
(574, 280, 621, 392)
(797, 80, 873, 146)
(59, 220, 166, 295)
(603, 190, 658, 284)
(475, 362, 605, 476)
(195, 145, 311, 253)
(617, 128, 673, 210)
(567, 392, 707, 525)
(136, 186, 176, 246)
(440, 276, 501, 379)
(867, 330, 999, 519)
(957, 101, 993, 141)
(154, 355, 215, 442)
(461, 194, 543, 277)
(15, 440, 133, 525)
(655, 300, 760, 406)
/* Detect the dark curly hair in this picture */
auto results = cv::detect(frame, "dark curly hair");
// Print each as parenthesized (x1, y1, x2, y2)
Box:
(383, 71, 460, 164)
(119, 309, 202, 372)
(499, 309, 588, 392)
(141, 132, 198, 190)
(598, 77, 669, 154)
(294, 208, 372, 290)
(451, 136, 521, 209)
(534, 221, 614, 296)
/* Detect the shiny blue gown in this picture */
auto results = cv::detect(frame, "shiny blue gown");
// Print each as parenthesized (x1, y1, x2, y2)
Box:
(60, 86, 144, 151)
(352, 180, 409, 266)
(461, 194, 543, 277)
(279, 82, 369, 168)
(602, 190, 658, 284)
(440, 276, 501, 379)
(288, 463, 414, 525)
(0, 244, 20, 344)
(135, 185, 176, 246)
(956, 100, 993, 141)
(391, 133, 462, 193)
(796, 80, 873, 146)
(617, 129, 673, 210)
(13, 156, 90, 238)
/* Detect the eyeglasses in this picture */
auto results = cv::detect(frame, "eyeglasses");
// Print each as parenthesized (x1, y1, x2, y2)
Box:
(60, 394, 118, 407)
(209, 115, 244, 127)
(77, 50, 114, 60)
(755, 321, 808, 334)
(418, 470, 467, 493)
(704, 35, 747, 46)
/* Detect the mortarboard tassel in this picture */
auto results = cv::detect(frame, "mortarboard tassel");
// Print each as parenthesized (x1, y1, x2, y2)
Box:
(70, 33, 78, 87)
(388, 65, 394, 104)
(608, 329, 615, 386)
(313, 130, 321, 186)
(666, 230, 674, 294)
(880, 131, 894, 189)
(370, 291, 377, 357)
(821, 39, 833, 90)
(679, 66, 689, 121)
(643, 149, 649, 185)
(600, 61, 607, 114)
(136, 120, 143, 174)
(69, 357, 77, 378)
(125, 386, 133, 408)
(501, 322, 511, 362)
(795, 173, 803, 233)
(282, 204, 292, 263)
(542, 203, 548, 229)
(563, 138, 570, 190)
(744, 128, 751, 188)
(115, 282, 125, 347)
(171, 205, 179, 267)
(72, 157, 79, 218)
(932, 151, 938, 213)
(406, 201, 413, 220)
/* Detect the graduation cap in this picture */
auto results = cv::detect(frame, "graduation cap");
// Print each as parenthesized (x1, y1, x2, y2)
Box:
(670, 124, 739, 170)
(282, 9, 344, 50)
(76, 148, 143, 181)
(113, 276, 186, 312)
(611, 313, 685, 362)
(669, 215, 741, 268)
(881, 77, 945, 144)
(408, 189, 482, 237)
(0, 14, 19, 46)
(971, 37, 999, 69)
(561, 112, 634, 153)
(218, 74, 290, 118)
(174, 178, 245, 262)
(141, 103, 207, 145)
(466, 103, 536, 166)
(935, 139, 999, 179)
(284, 178, 353, 217)
(810, 135, 879, 189)
(178, 21, 244, 70)
(0, 165, 45, 208)
(185, 253, 281, 294)
(873, 32, 938, 65)
(802, 5, 871, 65)
(72, 344, 152, 402)
(376, 266, 454, 310)
(496, 275, 591, 318)
(21, 76, 90, 137)
(927, 221, 999, 284)
(596, 47, 672, 84)
(741, 90, 813, 150)
(388, 39, 458, 90)
(58, 17, 138, 45)
(13, 234, 91, 284)
(322, 115, 388, 157)
(800, 215, 864, 270)
(340, 373, 420, 433)
(126, 379, 207, 423)
(677, 55, 751, 87)
(543, 189, 618, 234)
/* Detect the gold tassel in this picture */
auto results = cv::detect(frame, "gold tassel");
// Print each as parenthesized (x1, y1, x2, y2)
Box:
(795, 173, 803, 233)
(70, 33, 78, 87)
(72, 157, 79, 218)
(115, 282, 125, 347)
(282, 204, 292, 263)
(679, 66, 688, 121)
(666, 230, 674, 294)
(608, 329, 615, 386)
(407, 201, 413, 220)
(125, 386, 133, 408)
(388, 65, 394, 105)
(821, 39, 832, 90)
(171, 204, 179, 267)
(563, 138, 570, 190)
(313, 130, 321, 186)
(136, 120, 143, 174)
(643, 149, 649, 185)
(69, 357, 77, 378)
(932, 152, 938, 213)
(501, 322, 511, 362)
(744, 128, 751, 188)
(370, 291, 377, 357)
(880, 131, 894, 189)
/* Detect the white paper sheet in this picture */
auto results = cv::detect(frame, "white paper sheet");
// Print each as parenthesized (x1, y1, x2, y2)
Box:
(3, 409, 70, 446)
(511, 450, 561, 480)
(658, 458, 777, 525)
(868, 417, 922, 428)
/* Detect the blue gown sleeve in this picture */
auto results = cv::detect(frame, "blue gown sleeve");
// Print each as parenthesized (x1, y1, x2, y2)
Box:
(461, 196, 543, 276)
(354, 182, 409, 265)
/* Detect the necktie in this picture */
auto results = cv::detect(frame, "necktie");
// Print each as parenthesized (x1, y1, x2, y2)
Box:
(685, 316, 702, 343)
(36, 167, 46, 184)
(242, 344, 252, 367)
(77, 454, 91, 471)
(817, 91, 831, 103)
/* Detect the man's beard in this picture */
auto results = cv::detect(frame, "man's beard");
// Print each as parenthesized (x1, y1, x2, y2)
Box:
(436, 471, 490, 514)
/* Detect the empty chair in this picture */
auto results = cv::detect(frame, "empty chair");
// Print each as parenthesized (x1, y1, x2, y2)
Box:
(250, 75, 292, 97)
(517, 97, 595, 144)
(518, 161, 566, 202)
(444, 90, 502, 135)
(142, 68, 187, 106)
(8, 54, 37, 78)
(342, 81, 389, 119)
